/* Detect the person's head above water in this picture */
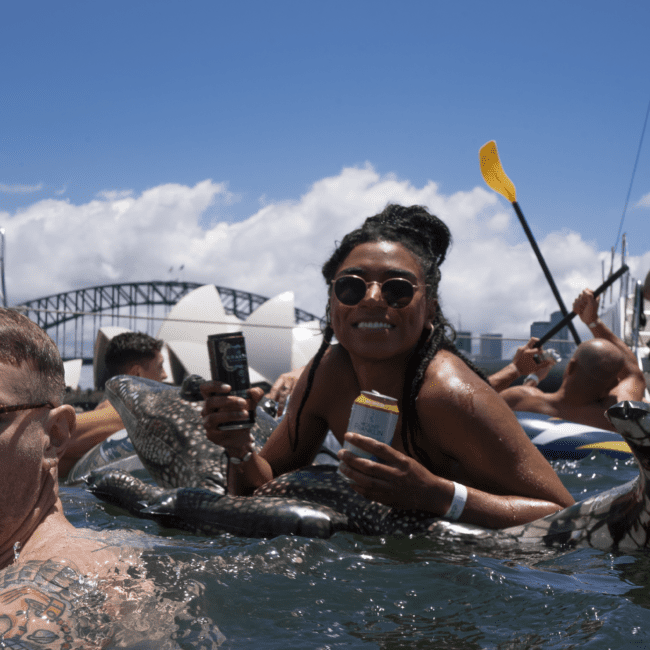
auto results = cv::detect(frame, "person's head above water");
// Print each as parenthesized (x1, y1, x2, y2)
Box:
(0, 309, 78, 568)
(104, 331, 167, 384)
(322, 203, 451, 307)
(295, 204, 486, 457)
(565, 338, 627, 398)
(0, 308, 66, 404)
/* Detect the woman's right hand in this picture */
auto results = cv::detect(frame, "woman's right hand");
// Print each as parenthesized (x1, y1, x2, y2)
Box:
(200, 380, 264, 457)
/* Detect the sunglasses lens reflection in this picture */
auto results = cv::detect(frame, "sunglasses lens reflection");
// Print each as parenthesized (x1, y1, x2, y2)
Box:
(334, 277, 365, 305)
(334, 277, 415, 308)
(383, 279, 415, 307)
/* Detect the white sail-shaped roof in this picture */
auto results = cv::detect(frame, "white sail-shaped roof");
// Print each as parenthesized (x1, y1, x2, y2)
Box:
(165, 339, 268, 386)
(93, 326, 132, 389)
(63, 358, 83, 389)
(156, 284, 241, 344)
(243, 291, 294, 384)
(292, 320, 323, 369)
(98, 284, 323, 388)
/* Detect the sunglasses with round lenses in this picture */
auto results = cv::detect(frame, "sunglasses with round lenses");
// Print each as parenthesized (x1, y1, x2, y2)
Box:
(332, 275, 427, 308)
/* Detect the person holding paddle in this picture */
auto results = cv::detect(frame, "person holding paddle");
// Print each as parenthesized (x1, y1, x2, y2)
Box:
(201, 204, 573, 529)
(498, 288, 646, 431)
(487, 337, 558, 393)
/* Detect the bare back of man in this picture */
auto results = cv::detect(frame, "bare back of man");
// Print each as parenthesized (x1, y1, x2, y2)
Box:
(498, 383, 622, 431)
(499, 288, 647, 432)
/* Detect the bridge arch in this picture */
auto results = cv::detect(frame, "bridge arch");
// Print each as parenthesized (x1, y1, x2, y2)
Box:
(16, 281, 322, 363)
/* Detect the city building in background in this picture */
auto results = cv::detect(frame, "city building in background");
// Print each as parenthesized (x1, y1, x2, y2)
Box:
(531, 311, 575, 359)
(479, 333, 503, 360)
(456, 330, 472, 355)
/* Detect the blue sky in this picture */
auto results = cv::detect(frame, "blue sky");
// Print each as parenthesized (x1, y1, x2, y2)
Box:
(1, 1, 650, 349)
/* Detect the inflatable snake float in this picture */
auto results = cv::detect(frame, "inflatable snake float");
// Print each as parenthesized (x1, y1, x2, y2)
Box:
(77, 375, 650, 551)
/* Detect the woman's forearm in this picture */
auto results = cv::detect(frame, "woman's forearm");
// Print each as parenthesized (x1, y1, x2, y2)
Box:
(446, 488, 565, 529)
(227, 452, 274, 495)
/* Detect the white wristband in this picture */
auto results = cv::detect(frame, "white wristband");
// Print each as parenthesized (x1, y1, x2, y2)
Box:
(524, 373, 539, 386)
(228, 450, 254, 465)
(588, 320, 599, 329)
(444, 482, 467, 521)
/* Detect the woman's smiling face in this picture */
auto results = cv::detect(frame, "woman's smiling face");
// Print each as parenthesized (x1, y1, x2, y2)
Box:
(330, 240, 436, 363)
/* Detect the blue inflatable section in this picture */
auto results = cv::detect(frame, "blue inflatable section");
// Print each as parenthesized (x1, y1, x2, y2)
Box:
(515, 411, 631, 460)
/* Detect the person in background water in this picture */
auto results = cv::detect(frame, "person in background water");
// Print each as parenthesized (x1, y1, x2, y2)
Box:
(496, 288, 647, 431)
(59, 331, 167, 478)
(266, 366, 304, 417)
(486, 337, 557, 393)
(0, 309, 140, 648)
(201, 204, 574, 529)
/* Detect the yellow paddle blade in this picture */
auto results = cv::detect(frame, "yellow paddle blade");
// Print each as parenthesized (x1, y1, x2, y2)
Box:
(577, 440, 632, 454)
(479, 140, 517, 202)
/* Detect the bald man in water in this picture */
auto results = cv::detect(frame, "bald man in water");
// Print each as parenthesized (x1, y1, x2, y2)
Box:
(498, 288, 647, 432)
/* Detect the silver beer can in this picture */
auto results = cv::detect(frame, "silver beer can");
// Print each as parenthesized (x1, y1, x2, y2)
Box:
(340, 390, 399, 470)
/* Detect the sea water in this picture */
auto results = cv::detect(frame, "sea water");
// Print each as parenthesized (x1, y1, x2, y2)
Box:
(60, 452, 650, 649)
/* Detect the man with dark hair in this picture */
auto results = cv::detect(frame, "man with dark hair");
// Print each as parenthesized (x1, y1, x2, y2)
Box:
(59, 331, 168, 478)
(0, 308, 132, 643)
(103, 331, 167, 384)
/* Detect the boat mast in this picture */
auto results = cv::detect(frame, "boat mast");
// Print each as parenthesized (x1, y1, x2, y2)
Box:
(0, 228, 7, 307)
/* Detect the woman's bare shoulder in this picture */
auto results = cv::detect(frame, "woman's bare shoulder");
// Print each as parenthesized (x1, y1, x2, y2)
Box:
(416, 349, 528, 444)
(419, 349, 493, 407)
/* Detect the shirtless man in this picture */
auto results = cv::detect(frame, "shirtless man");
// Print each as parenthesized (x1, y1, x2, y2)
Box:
(59, 331, 167, 478)
(497, 288, 646, 431)
(0, 309, 144, 648)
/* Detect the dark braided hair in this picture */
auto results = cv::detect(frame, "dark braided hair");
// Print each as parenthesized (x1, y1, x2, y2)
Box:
(293, 204, 488, 465)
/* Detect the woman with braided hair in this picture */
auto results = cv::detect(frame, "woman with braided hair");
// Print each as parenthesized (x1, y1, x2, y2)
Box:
(201, 204, 573, 528)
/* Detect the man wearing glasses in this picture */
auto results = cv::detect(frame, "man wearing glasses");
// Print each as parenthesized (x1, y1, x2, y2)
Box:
(0, 308, 137, 646)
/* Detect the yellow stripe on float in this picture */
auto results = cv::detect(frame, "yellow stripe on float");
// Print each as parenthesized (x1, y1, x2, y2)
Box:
(577, 441, 632, 454)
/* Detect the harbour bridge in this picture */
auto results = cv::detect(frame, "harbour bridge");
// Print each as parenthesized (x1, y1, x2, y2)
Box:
(15, 281, 322, 364)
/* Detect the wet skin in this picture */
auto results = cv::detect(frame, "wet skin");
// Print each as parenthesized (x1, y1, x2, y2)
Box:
(329, 240, 436, 368)
(92, 377, 650, 550)
(135, 350, 168, 383)
(201, 240, 574, 527)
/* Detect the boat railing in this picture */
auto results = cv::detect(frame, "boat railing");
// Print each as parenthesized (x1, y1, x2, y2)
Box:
(602, 271, 650, 375)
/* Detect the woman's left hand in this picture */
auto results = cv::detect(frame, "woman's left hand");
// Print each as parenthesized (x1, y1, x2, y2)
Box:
(337, 432, 448, 512)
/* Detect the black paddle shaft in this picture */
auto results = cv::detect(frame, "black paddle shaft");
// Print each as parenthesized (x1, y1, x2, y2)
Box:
(511, 201, 582, 346)
(534, 264, 629, 348)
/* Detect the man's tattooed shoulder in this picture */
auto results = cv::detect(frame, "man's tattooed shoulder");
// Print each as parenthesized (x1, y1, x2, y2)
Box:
(0, 559, 110, 649)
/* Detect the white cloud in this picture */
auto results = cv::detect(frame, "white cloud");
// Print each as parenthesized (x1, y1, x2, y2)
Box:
(636, 192, 650, 208)
(2, 167, 643, 345)
(0, 182, 43, 193)
(96, 189, 133, 201)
